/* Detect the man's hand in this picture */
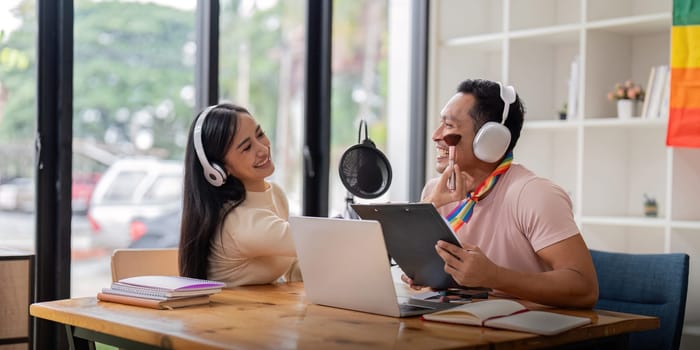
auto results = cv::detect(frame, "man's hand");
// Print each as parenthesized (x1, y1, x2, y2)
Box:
(435, 240, 500, 288)
(400, 274, 428, 291)
(423, 164, 472, 208)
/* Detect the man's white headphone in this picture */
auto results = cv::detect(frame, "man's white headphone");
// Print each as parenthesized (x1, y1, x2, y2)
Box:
(193, 105, 227, 187)
(472, 82, 515, 163)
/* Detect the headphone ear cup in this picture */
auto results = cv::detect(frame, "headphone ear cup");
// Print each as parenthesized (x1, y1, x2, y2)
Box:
(473, 122, 511, 163)
(204, 162, 227, 187)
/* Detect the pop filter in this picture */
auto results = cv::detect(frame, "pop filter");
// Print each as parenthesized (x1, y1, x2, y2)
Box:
(338, 120, 392, 199)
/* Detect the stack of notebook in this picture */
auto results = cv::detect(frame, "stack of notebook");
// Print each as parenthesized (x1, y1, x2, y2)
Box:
(98, 275, 225, 309)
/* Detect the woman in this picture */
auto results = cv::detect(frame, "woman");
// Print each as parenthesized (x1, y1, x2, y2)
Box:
(179, 103, 300, 287)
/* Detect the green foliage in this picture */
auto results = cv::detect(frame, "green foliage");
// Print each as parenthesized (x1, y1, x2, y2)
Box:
(0, 0, 390, 161)
(0, 1, 37, 141)
(72, 1, 195, 157)
(332, 76, 360, 146)
(218, 0, 288, 138)
(218, 0, 388, 151)
(0, 0, 195, 158)
(330, 0, 388, 150)
(0, 46, 30, 70)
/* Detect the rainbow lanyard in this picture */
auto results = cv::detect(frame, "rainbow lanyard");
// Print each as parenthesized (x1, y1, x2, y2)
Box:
(446, 152, 513, 232)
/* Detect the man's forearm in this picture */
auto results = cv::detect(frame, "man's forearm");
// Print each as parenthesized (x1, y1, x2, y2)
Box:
(491, 265, 598, 309)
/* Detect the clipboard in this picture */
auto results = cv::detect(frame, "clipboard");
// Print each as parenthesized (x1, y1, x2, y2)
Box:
(350, 203, 462, 290)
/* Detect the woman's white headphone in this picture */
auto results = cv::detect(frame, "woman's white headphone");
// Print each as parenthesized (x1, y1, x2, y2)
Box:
(472, 82, 515, 163)
(193, 105, 228, 187)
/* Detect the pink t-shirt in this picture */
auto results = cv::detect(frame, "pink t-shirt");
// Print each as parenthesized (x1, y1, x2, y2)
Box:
(422, 163, 580, 276)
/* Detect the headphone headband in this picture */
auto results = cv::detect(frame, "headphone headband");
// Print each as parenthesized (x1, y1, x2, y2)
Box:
(497, 81, 516, 123)
(193, 105, 227, 186)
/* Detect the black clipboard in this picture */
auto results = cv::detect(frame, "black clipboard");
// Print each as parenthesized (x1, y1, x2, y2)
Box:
(350, 203, 462, 290)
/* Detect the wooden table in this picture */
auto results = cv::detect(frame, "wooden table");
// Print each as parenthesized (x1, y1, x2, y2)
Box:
(30, 282, 658, 350)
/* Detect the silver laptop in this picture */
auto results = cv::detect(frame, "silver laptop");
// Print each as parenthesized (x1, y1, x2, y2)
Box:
(289, 216, 454, 317)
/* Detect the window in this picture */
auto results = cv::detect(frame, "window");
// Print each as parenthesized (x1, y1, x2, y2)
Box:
(219, 0, 306, 215)
(330, 0, 412, 215)
(73, 0, 197, 296)
(0, 0, 36, 251)
(13, 0, 420, 302)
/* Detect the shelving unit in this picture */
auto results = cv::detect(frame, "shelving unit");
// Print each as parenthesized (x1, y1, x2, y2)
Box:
(0, 248, 34, 349)
(427, 0, 700, 334)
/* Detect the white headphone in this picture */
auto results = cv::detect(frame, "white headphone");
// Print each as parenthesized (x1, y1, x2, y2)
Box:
(193, 105, 228, 187)
(472, 82, 515, 163)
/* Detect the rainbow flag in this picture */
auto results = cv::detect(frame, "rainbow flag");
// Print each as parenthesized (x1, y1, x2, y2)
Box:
(667, 0, 700, 147)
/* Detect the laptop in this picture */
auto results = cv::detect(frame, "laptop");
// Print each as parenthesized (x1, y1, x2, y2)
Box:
(289, 216, 455, 317)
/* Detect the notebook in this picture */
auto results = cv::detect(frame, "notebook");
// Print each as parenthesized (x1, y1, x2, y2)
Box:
(289, 216, 456, 317)
(422, 299, 591, 335)
(350, 203, 462, 289)
(109, 275, 225, 298)
(97, 292, 211, 310)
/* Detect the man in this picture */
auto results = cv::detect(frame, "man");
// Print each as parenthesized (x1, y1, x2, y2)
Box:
(405, 79, 598, 308)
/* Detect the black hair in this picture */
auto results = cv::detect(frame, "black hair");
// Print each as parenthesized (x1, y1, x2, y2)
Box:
(179, 103, 251, 279)
(456, 79, 525, 153)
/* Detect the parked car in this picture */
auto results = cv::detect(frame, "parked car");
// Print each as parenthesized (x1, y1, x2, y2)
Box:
(128, 208, 182, 249)
(87, 158, 183, 249)
(72, 172, 101, 214)
(0, 177, 34, 212)
(0, 173, 102, 213)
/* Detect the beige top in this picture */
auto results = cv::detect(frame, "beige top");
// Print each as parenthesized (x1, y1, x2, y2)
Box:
(207, 182, 299, 287)
(423, 164, 580, 287)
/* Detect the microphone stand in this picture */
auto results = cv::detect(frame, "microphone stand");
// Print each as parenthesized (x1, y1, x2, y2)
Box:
(344, 191, 360, 219)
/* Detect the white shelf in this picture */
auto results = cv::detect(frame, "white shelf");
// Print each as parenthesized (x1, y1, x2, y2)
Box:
(508, 24, 581, 42)
(524, 118, 667, 130)
(429, 0, 678, 240)
(444, 33, 504, 48)
(581, 118, 667, 128)
(586, 13, 671, 34)
(429, 0, 699, 325)
(580, 216, 667, 228)
(672, 221, 700, 230)
(523, 120, 580, 130)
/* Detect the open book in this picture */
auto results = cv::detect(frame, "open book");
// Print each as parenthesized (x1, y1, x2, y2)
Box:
(422, 299, 591, 335)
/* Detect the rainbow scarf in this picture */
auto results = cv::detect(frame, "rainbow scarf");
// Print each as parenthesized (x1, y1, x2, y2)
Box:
(445, 152, 513, 232)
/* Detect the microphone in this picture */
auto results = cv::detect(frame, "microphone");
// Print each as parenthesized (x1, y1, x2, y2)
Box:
(338, 120, 392, 199)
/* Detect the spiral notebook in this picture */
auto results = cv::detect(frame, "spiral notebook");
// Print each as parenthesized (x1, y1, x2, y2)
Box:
(107, 275, 225, 298)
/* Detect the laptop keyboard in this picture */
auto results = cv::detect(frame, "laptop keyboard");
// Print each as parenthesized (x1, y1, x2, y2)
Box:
(399, 303, 433, 312)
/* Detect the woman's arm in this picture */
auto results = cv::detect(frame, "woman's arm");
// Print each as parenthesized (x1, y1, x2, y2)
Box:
(225, 208, 296, 257)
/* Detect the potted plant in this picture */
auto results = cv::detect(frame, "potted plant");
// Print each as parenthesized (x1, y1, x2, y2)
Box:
(558, 102, 567, 120)
(643, 194, 658, 217)
(607, 80, 645, 119)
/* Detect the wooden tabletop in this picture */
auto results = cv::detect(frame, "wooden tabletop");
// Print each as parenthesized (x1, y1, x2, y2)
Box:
(30, 282, 658, 350)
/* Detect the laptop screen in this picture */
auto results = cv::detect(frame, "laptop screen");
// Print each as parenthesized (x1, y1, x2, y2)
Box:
(289, 216, 404, 317)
